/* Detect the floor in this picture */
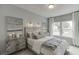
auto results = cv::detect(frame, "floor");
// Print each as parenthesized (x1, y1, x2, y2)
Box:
(12, 46, 79, 55)
(67, 46, 79, 55)
(13, 49, 35, 55)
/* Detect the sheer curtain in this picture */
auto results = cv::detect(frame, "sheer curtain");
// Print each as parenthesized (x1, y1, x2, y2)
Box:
(72, 12, 79, 46)
(48, 17, 54, 36)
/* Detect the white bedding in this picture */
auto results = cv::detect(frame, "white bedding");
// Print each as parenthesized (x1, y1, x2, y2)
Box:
(27, 36, 69, 55)
(32, 36, 54, 54)
(41, 39, 69, 55)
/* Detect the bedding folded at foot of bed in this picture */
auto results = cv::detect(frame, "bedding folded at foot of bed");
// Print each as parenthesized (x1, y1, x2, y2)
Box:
(42, 37, 62, 51)
(40, 37, 69, 55)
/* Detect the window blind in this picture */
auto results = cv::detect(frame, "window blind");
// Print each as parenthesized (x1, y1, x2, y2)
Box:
(54, 13, 72, 22)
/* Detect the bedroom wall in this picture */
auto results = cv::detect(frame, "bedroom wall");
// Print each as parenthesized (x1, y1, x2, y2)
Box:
(0, 4, 47, 54)
(0, 5, 6, 54)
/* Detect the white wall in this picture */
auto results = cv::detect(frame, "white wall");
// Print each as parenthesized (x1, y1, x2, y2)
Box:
(0, 5, 47, 54)
(0, 5, 6, 54)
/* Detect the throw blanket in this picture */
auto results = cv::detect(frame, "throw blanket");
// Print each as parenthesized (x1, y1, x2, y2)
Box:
(42, 37, 62, 51)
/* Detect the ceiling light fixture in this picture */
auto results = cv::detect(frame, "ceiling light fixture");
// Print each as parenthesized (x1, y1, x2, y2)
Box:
(48, 4, 55, 9)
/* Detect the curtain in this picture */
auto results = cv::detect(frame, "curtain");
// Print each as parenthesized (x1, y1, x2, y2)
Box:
(72, 12, 79, 46)
(48, 17, 54, 36)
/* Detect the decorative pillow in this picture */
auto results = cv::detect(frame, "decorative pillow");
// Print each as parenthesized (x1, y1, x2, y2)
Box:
(39, 32, 49, 38)
(26, 32, 30, 38)
(31, 33, 38, 39)
(30, 32, 49, 39)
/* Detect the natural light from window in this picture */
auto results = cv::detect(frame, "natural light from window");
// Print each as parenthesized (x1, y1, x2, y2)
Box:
(53, 21, 72, 38)
(62, 21, 72, 38)
(53, 22, 60, 36)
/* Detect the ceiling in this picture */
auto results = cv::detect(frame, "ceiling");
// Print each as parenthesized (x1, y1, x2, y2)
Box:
(14, 4, 79, 18)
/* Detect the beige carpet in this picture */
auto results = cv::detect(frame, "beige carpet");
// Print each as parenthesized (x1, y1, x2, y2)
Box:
(13, 49, 35, 55)
(67, 46, 79, 55)
(13, 46, 79, 55)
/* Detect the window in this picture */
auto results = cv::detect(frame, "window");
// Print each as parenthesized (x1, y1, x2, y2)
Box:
(53, 22, 60, 35)
(53, 21, 72, 38)
(62, 21, 72, 37)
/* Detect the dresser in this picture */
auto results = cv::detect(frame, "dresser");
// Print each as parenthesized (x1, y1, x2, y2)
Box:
(5, 16, 26, 54)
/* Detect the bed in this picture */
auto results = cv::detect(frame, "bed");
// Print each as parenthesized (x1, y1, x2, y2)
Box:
(27, 35, 69, 55)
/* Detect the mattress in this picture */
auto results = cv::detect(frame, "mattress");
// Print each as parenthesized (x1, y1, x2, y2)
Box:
(40, 45, 55, 55)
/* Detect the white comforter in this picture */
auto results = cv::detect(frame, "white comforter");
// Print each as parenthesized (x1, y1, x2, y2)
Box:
(41, 39, 69, 55)
(32, 36, 54, 54)
(28, 36, 69, 55)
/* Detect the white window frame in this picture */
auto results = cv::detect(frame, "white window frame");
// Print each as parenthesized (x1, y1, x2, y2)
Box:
(53, 20, 72, 38)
